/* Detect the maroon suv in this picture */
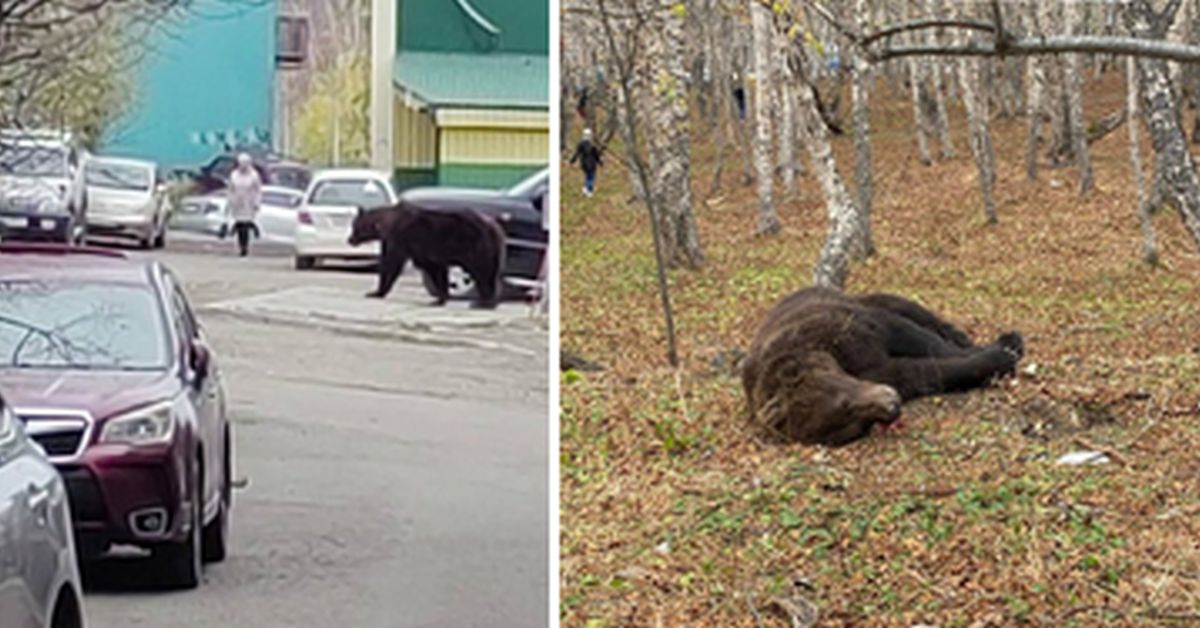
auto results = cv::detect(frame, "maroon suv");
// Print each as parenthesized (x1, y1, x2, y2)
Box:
(0, 243, 232, 589)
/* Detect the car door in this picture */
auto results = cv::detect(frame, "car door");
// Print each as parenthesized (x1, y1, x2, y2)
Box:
(258, 190, 301, 243)
(0, 407, 45, 628)
(164, 272, 223, 518)
(495, 194, 547, 280)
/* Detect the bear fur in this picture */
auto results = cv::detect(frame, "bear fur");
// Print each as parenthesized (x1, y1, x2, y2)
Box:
(742, 287, 1024, 446)
(348, 203, 507, 308)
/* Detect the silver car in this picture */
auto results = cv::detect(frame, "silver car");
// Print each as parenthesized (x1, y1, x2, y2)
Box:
(0, 397, 86, 628)
(171, 185, 303, 244)
(84, 157, 168, 249)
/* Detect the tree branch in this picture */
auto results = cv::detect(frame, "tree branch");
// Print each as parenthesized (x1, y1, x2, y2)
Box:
(871, 36, 1200, 64)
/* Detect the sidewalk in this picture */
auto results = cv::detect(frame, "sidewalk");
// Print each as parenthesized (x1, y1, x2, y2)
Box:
(199, 285, 546, 354)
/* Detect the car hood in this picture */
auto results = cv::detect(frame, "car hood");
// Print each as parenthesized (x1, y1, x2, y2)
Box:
(0, 367, 178, 420)
(0, 175, 67, 204)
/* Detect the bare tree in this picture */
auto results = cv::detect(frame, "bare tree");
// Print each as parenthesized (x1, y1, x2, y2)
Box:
(1127, 55, 1159, 265)
(647, 0, 703, 268)
(926, 0, 954, 160)
(905, 0, 934, 165)
(959, 55, 998, 224)
(849, 0, 874, 257)
(776, 28, 798, 201)
(750, 0, 781, 235)
(1064, 0, 1095, 194)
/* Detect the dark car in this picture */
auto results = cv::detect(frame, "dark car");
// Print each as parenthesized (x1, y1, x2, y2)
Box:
(400, 167, 548, 300)
(0, 243, 233, 589)
(190, 149, 311, 194)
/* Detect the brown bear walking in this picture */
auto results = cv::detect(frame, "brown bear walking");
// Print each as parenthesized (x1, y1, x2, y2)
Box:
(742, 287, 1024, 446)
(347, 203, 507, 308)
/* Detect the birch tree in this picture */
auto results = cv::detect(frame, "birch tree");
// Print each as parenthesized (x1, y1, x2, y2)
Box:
(850, 0, 874, 256)
(1064, 0, 1095, 194)
(751, 0, 781, 235)
(1127, 55, 1159, 265)
(1125, 0, 1200, 250)
(776, 29, 798, 201)
(926, 0, 954, 160)
(904, 0, 933, 165)
(959, 55, 998, 224)
(648, 1, 704, 268)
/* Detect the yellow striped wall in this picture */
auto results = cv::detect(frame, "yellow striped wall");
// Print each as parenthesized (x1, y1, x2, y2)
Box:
(392, 93, 437, 168)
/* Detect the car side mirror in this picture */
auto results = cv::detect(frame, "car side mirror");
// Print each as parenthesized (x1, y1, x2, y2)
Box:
(190, 341, 211, 386)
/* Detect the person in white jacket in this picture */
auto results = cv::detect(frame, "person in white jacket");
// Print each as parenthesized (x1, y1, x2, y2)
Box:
(226, 153, 262, 257)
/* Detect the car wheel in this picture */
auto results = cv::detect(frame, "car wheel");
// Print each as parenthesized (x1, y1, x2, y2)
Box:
(153, 463, 202, 589)
(422, 266, 477, 299)
(202, 437, 231, 563)
(49, 586, 83, 628)
(295, 255, 316, 270)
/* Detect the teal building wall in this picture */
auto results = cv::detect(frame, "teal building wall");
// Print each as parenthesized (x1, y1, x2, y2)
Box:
(102, 0, 277, 169)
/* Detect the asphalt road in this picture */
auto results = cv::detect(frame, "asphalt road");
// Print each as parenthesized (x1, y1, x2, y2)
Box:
(80, 235, 550, 627)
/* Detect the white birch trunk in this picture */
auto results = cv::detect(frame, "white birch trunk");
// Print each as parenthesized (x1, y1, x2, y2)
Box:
(648, 3, 703, 268)
(960, 56, 998, 224)
(926, 0, 954, 160)
(1064, 0, 1094, 194)
(905, 0, 933, 165)
(776, 30, 797, 200)
(850, 0, 874, 257)
(750, 0, 780, 234)
(1127, 56, 1159, 265)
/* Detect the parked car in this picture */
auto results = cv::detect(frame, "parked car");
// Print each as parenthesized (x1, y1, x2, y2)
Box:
(293, 169, 397, 269)
(401, 167, 549, 299)
(83, 156, 169, 249)
(189, 149, 311, 194)
(0, 129, 89, 244)
(170, 185, 302, 244)
(0, 243, 233, 589)
(0, 393, 87, 628)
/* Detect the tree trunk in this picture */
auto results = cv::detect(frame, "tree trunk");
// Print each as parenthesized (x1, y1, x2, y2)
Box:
(960, 55, 998, 224)
(1064, 0, 1095, 194)
(905, 0, 933, 165)
(777, 29, 797, 201)
(926, 0, 955, 160)
(750, 0, 781, 235)
(1128, 1, 1200, 251)
(789, 50, 861, 289)
(648, 2, 704, 268)
(850, 0, 874, 257)
(1127, 56, 1159, 265)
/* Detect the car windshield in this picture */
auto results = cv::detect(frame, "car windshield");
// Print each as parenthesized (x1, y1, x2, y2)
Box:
(308, 179, 389, 207)
(85, 161, 152, 191)
(0, 281, 169, 370)
(506, 168, 548, 199)
(0, 145, 67, 178)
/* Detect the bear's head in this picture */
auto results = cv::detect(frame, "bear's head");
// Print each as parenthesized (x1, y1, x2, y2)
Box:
(347, 207, 379, 246)
(745, 350, 901, 445)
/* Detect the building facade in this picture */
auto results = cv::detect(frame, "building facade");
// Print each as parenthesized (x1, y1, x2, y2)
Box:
(391, 0, 549, 190)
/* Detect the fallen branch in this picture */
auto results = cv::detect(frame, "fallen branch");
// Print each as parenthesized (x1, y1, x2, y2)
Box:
(1071, 436, 1129, 466)
(1087, 109, 1128, 144)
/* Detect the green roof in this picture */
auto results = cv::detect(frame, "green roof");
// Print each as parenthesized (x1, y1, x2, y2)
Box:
(393, 51, 548, 110)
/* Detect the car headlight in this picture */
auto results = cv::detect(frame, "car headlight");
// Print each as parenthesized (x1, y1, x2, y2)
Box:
(100, 401, 176, 445)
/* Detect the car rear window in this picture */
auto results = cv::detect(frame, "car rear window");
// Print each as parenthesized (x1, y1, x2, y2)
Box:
(0, 281, 169, 370)
(308, 179, 390, 207)
(262, 190, 302, 208)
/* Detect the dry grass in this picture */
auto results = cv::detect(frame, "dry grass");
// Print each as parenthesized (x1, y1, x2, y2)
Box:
(560, 72, 1200, 627)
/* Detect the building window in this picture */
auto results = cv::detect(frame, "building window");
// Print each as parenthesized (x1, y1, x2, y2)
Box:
(276, 16, 309, 67)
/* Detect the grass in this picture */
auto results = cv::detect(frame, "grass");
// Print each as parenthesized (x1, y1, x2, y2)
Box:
(560, 72, 1200, 626)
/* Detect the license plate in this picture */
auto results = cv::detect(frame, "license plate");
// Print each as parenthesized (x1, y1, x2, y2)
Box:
(330, 214, 351, 227)
(40, 219, 58, 230)
(1, 217, 26, 228)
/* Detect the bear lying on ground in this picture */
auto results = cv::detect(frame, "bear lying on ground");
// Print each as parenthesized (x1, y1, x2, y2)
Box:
(347, 203, 507, 308)
(742, 287, 1024, 446)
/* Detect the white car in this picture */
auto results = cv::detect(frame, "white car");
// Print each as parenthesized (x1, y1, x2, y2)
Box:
(84, 156, 169, 248)
(0, 129, 89, 244)
(293, 168, 397, 270)
(171, 185, 304, 244)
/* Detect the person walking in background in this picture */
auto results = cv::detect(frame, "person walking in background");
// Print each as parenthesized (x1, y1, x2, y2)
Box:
(569, 128, 602, 197)
(227, 153, 262, 257)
